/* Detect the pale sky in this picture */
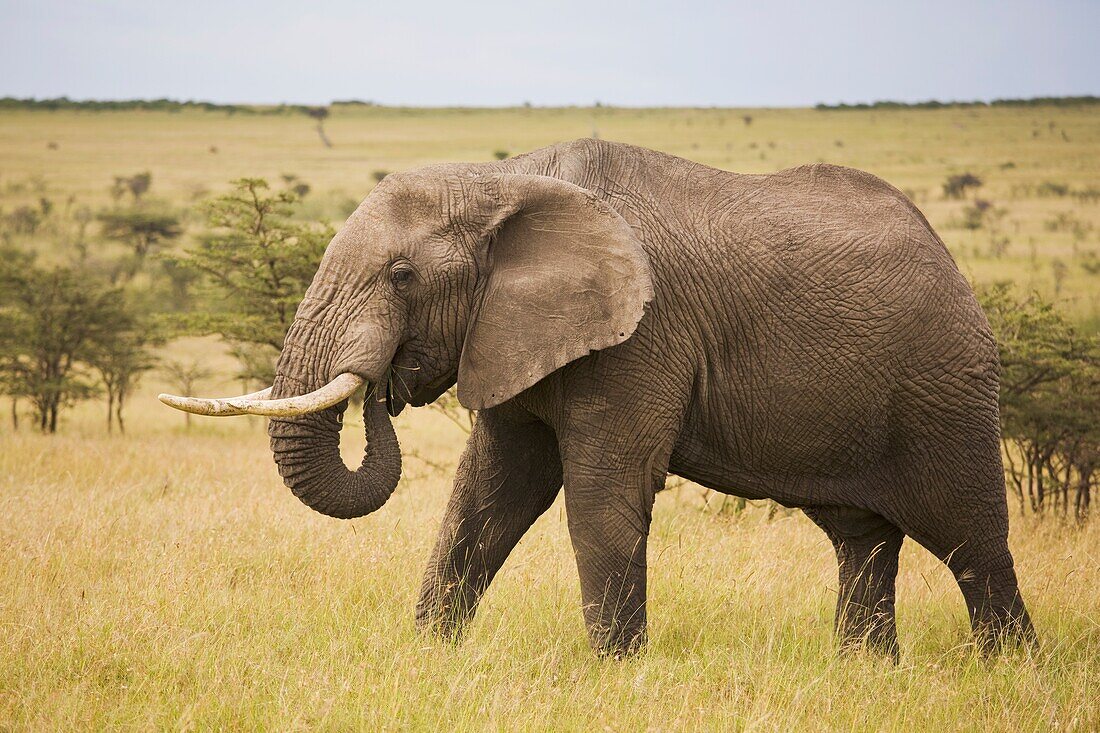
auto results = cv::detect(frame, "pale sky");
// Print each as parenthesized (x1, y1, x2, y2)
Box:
(1, 0, 1097, 107)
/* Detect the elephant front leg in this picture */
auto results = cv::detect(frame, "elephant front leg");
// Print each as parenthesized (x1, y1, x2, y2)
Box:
(563, 454, 661, 658)
(416, 408, 562, 640)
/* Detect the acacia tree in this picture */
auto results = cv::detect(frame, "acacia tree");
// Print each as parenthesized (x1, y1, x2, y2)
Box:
(169, 178, 332, 383)
(98, 209, 182, 280)
(161, 359, 213, 430)
(980, 283, 1099, 520)
(0, 259, 125, 432)
(305, 106, 333, 148)
(87, 303, 161, 433)
(0, 247, 35, 429)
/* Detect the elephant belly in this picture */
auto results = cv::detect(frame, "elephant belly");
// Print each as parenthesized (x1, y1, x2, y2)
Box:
(668, 362, 898, 504)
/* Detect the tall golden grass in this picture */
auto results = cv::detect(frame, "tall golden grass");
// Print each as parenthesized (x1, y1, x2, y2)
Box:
(1, 369, 1098, 730)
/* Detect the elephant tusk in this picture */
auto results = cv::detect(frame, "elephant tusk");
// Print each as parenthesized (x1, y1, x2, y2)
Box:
(158, 387, 273, 416)
(159, 373, 366, 417)
(223, 373, 365, 417)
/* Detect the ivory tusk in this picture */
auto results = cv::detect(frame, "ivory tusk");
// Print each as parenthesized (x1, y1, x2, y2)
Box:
(223, 373, 364, 417)
(158, 387, 272, 416)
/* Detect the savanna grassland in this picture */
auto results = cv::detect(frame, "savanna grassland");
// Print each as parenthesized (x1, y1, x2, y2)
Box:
(1, 104, 1099, 731)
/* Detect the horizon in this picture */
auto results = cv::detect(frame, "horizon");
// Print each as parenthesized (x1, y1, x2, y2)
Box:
(4, 94, 1098, 110)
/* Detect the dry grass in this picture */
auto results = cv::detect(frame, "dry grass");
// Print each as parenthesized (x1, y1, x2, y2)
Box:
(1, 105, 1099, 730)
(1, 376, 1099, 730)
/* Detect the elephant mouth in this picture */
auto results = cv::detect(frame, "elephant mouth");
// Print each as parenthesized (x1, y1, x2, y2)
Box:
(382, 358, 456, 413)
(384, 374, 402, 417)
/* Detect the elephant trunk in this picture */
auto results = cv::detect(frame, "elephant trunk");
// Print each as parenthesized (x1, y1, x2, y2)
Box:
(267, 384, 401, 520)
(266, 312, 402, 519)
(158, 302, 404, 519)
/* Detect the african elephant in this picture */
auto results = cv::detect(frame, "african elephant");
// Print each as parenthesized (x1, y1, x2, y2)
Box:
(161, 139, 1034, 658)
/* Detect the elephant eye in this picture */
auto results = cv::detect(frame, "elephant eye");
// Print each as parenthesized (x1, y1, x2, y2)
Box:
(390, 263, 414, 289)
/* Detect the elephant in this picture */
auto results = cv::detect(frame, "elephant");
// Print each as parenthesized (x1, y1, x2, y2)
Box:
(161, 138, 1035, 658)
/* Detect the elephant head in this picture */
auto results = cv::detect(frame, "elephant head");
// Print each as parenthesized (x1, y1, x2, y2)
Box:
(160, 170, 653, 518)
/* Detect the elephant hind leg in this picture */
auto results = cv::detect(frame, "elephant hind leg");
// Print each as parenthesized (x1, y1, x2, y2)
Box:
(883, 469, 1035, 652)
(805, 506, 904, 659)
(955, 558, 1035, 653)
(888, 388, 1036, 652)
(910, 516, 1035, 652)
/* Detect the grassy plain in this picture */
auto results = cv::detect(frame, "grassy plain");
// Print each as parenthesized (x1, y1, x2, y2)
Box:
(1, 105, 1099, 730)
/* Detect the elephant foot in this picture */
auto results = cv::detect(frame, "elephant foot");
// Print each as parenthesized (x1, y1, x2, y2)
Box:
(416, 615, 467, 644)
(588, 622, 647, 659)
(837, 613, 900, 662)
(414, 593, 475, 645)
(836, 599, 900, 662)
(970, 603, 1037, 655)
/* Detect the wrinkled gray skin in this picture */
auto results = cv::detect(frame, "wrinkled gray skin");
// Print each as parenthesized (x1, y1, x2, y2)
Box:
(268, 139, 1034, 658)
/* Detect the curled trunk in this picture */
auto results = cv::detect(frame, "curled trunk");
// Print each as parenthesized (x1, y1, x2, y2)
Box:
(268, 377, 401, 519)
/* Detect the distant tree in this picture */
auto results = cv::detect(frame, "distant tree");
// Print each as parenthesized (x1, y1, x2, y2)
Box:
(161, 359, 214, 430)
(157, 258, 199, 310)
(72, 206, 93, 260)
(280, 173, 311, 198)
(493, 150, 510, 160)
(372, 170, 390, 184)
(960, 199, 994, 230)
(943, 172, 983, 199)
(87, 302, 161, 433)
(110, 172, 153, 203)
(130, 173, 152, 200)
(1051, 259, 1069, 296)
(0, 256, 125, 433)
(169, 178, 333, 383)
(305, 107, 332, 148)
(2, 205, 42, 235)
(98, 209, 182, 261)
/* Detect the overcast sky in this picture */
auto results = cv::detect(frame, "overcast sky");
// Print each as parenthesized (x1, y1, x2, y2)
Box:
(2, 0, 1097, 107)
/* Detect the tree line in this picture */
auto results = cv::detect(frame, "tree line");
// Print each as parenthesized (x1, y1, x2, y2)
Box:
(0, 97, 342, 116)
(815, 96, 1100, 111)
(6, 96, 1098, 114)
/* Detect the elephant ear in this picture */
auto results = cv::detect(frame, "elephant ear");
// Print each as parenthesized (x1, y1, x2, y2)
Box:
(457, 174, 653, 410)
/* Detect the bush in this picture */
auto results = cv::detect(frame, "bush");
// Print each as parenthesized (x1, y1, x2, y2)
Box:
(1044, 212, 1092, 240)
(1072, 187, 1100, 204)
(1036, 181, 1070, 197)
(1081, 251, 1100, 275)
(960, 199, 993, 229)
(942, 172, 982, 199)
